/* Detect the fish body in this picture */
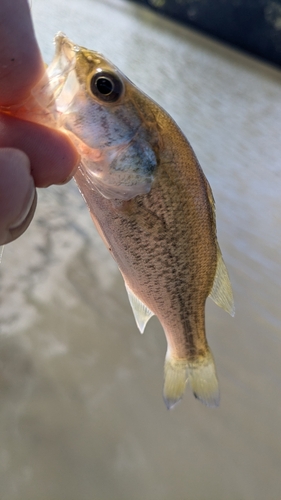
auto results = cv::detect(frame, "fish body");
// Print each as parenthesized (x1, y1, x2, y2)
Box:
(6, 34, 235, 408)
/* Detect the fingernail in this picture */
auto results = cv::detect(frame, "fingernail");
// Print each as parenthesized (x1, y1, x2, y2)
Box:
(6, 191, 37, 244)
(9, 181, 36, 230)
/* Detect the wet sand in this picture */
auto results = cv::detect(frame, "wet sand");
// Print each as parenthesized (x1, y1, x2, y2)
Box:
(0, 0, 281, 498)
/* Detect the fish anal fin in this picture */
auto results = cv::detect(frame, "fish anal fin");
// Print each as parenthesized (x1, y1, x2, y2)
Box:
(124, 282, 154, 334)
(209, 247, 235, 317)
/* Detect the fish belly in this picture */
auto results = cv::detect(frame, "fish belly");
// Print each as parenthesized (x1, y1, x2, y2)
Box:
(74, 150, 219, 408)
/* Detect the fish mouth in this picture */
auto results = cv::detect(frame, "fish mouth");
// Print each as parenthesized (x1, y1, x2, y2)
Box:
(46, 33, 80, 116)
(54, 32, 78, 58)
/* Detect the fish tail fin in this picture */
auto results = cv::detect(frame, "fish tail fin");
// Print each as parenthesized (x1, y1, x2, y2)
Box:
(163, 350, 219, 409)
(163, 356, 188, 410)
(187, 351, 220, 407)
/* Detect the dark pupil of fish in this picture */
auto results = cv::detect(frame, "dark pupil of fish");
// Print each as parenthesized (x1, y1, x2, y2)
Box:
(96, 77, 113, 95)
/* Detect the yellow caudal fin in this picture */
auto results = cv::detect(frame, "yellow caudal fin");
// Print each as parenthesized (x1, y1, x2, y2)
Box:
(163, 351, 219, 409)
(163, 357, 188, 409)
(209, 247, 235, 317)
(187, 351, 220, 407)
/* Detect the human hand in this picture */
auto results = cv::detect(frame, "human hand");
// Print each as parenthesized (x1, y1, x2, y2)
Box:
(0, 0, 80, 245)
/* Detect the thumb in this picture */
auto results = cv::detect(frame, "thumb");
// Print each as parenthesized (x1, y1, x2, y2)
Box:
(0, 148, 37, 244)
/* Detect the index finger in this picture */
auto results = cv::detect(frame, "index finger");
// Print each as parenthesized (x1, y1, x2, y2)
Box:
(0, 0, 45, 106)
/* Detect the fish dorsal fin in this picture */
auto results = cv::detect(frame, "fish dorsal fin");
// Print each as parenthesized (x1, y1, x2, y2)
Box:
(209, 247, 235, 317)
(203, 179, 235, 317)
(124, 283, 154, 333)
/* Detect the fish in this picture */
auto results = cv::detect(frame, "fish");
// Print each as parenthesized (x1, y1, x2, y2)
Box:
(2, 33, 235, 408)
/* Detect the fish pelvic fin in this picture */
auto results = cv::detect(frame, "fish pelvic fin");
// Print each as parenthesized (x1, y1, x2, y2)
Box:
(163, 350, 219, 409)
(124, 282, 154, 333)
(209, 247, 235, 317)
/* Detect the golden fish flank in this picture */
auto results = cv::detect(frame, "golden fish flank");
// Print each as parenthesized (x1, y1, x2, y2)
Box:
(47, 33, 234, 408)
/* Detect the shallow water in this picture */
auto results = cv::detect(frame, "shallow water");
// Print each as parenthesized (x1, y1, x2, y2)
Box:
(0, 0, 281, 498)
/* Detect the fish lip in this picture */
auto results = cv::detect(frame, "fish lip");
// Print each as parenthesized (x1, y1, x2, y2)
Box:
(54, 32, 78, 59)
(51, 32, 77, 80)
(45, 33, 79, 118)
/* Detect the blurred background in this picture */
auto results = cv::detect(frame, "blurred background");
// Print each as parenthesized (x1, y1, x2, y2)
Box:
(130, 0, 281, 68)
(0, 0, 281, 498)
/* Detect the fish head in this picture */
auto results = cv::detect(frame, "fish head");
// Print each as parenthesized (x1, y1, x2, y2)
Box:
(47, 33, 159, 200)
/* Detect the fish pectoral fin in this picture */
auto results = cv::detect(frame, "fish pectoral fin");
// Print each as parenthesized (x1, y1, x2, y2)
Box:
(163, 351, 220, 409)
(124, 282, 154, 334)
(209, 247, 235, 317)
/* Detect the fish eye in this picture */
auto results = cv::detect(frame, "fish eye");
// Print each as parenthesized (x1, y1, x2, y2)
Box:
(89, 71, 123, 103)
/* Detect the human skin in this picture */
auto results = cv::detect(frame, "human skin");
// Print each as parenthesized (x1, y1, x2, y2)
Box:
(0, 0, 80, 244)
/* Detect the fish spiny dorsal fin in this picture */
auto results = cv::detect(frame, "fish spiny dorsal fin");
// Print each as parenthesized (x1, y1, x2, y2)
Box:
(209, 247, 235, 317)
(124, 282, 154, 333)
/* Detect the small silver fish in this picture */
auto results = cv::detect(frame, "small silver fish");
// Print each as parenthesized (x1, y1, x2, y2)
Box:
(7, 34, 235, 408)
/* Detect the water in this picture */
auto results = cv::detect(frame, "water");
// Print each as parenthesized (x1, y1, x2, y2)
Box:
(0, 0, 281, 498)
